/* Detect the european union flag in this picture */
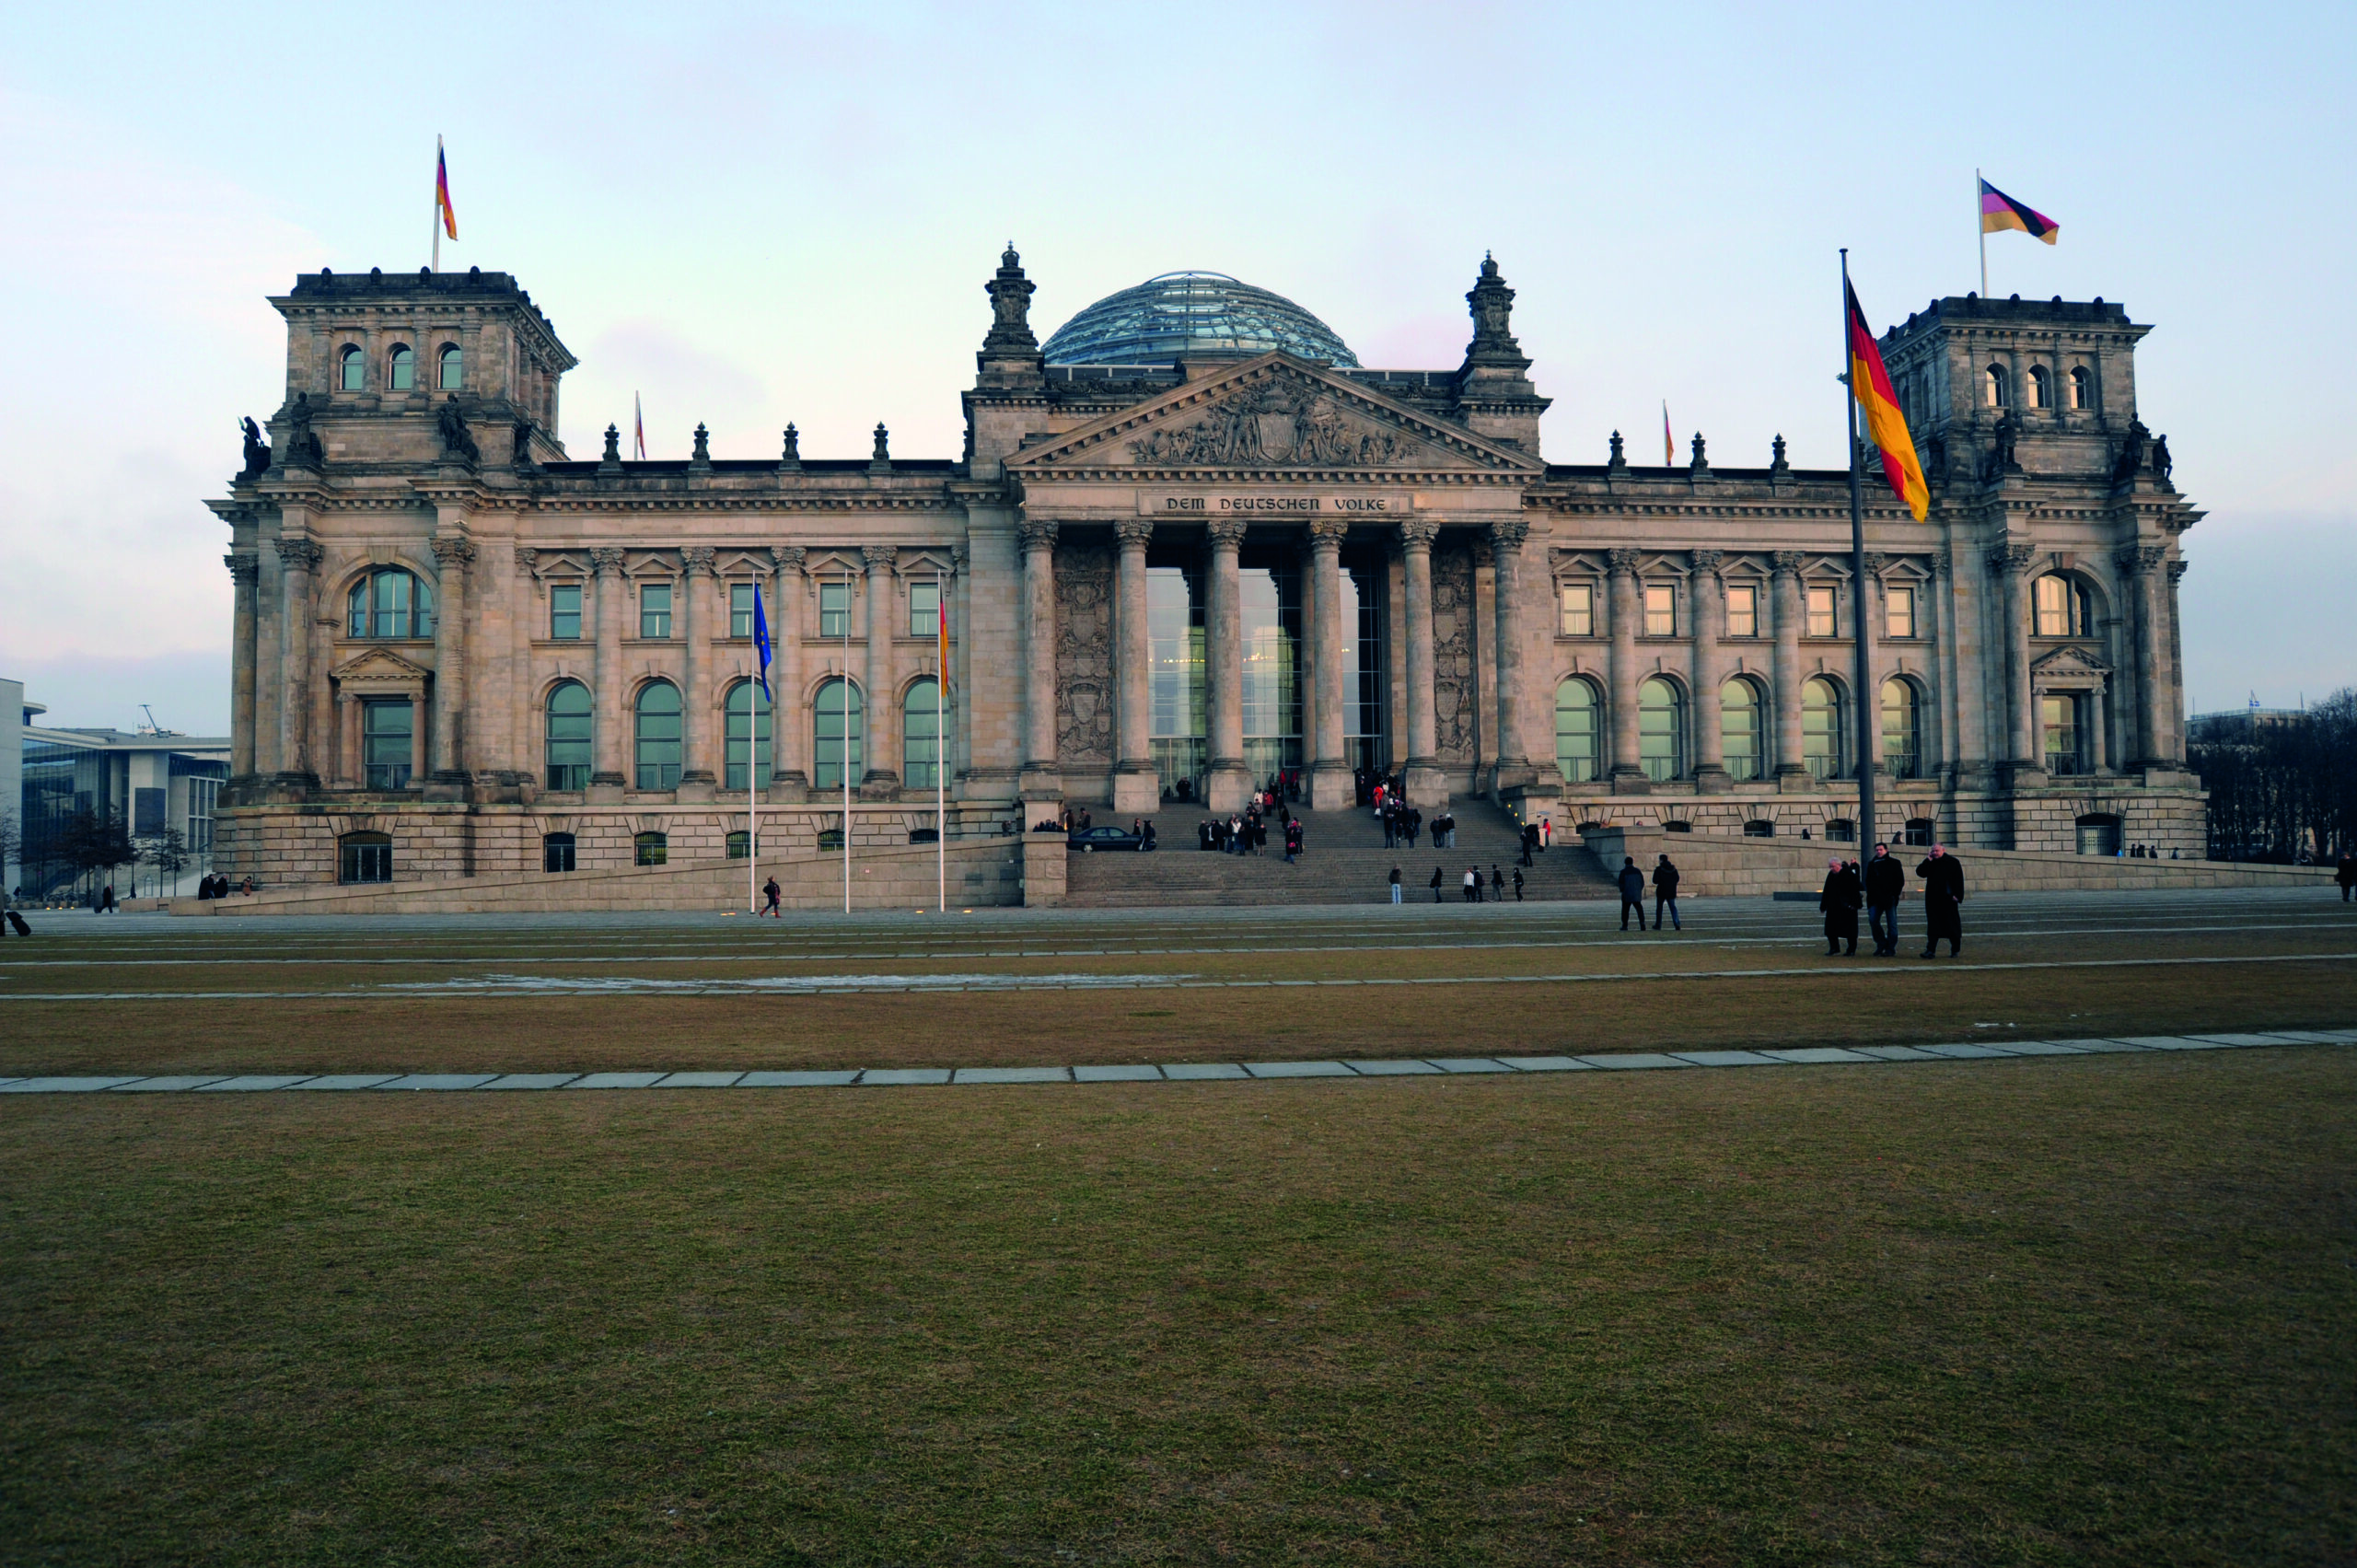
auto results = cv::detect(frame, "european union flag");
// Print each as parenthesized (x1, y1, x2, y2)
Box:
(753, 585, 772, 701)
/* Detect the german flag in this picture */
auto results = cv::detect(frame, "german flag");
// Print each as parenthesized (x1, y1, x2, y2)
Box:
(1845, 281, 1928, 520)
(435, 141, 458, 240)
(1979, 178, 2057, 244)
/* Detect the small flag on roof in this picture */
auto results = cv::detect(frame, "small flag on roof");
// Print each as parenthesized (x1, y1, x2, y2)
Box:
(1980, 178, 2058, 244)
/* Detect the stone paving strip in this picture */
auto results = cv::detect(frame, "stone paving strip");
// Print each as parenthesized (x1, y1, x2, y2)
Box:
(0, 1029, 2350, 1098)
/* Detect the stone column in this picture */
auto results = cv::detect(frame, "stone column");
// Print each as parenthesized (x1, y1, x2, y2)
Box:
(1307, 517, 1353, 809)
(336, 690, 359, 788)
(1925, 557, 1953, 778)
(1689, 550, 1725, 787)
(1770, 552, 1807, 782)
(427, 535, 474, 791)
(1398, 520, 1443, 803)
(274, 536, 321, 784)
(769, 547, 807, 798)
(253, 540, 283, 777)
(1112, 520, 1158, 814)
(2119, 544, 2170, 771)
(862, 545, 899, 793)
(1017, 520, 1061, 798)
(226, 553, 259, 777)
(510, 547, 537, 789)
(1991, 542, 2038, 769)
(679, 547, 717, 798)
(1606, 548, 1645, 785)
(1487, 520, 1533, 797)
(1203, 518, 1248, 812)
(2165, 559, 2189, 762)
(588, 547, 627, 795)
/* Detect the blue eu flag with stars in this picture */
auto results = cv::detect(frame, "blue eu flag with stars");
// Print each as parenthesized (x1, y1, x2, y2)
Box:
(753, 586, 772, 701)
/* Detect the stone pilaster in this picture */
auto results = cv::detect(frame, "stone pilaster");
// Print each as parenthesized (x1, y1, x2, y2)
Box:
(588, 547, 627, 796)
(1111, 519, 1158, 814)
(1606, 547, 1647, 790)
(1017, 519, 1061, 799)
(769, 546, 808, 798)
(678, 545, 717, 799)
(1487, 518, 1535, 797)
(1398, 519, 1444, 804)
(1203, 518, 1248, 812)
(273, 536, 322, 785)
(1689, 549, 1728, 789)
(2117, 543, 2170, 772)
(426, 534, 475, 796)
(1990, 541, 2039, 776)
(1770, 551, 1808, 785)
(1307, 517, 1353, 809)
(862, 544, 899, 796)
(225, 553, 260, 778)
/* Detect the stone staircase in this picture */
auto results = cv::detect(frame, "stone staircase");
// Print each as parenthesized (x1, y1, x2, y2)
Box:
(1062, 798, 1619, 908)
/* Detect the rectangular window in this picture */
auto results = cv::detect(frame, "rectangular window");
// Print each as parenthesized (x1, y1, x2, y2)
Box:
(1806, 585, 1838, 637)
(1886, 585, 1916, 639)
(2043, 693, 2082, 775)
(819, 581, 851, 639)
(730, 583, 758, 639)
(908, 579, 941, 640)
(362, 699, 413, 790)
(1724, 584, 1758, 638)
(639, 582, 672, 639)
(1559, 583, 1593, 636)
(1643, 584, 1676, 636)
(134, 786, 167, 836)
(550, 583, 582, 640)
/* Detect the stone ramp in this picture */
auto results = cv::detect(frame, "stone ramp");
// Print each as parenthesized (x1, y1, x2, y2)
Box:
(1065, 799, 1618, 907)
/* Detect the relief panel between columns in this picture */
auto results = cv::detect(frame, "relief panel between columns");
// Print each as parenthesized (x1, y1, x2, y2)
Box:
(1053, 540, 1115, 769)
(1429, 541, 1477, 767)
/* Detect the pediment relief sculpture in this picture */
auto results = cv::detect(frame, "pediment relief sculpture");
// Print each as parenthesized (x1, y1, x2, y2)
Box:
(2030, 644, 2111, 679)
(330, 646, 433, 689)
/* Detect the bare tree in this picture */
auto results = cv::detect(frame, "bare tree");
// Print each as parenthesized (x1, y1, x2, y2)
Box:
(141, 828, 192, 896)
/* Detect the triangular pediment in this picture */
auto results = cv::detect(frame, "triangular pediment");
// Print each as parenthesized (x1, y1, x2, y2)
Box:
(330, 647, 433, 685)
(1006, 353, 1539, 476)
(2030, 644, 2111, 678)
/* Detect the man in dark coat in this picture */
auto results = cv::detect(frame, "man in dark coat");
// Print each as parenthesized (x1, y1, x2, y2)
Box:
(1618, 856, 1647, 930)
(1652, 854, 1681, 932)
(1863, 842, 1908, 956)
(1918, 844, 1965, 957)
(2338, 850, 2356, 902)
(1819, 858, 1863, 955)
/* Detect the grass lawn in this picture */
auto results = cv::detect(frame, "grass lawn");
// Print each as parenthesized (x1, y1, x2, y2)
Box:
(4, 1047, 2352, 1564)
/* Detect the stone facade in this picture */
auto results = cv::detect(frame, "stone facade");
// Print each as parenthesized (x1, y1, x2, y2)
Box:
(207, 254, 2205, 893)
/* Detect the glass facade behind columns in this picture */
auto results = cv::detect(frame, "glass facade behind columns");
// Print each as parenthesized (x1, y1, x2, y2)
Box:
(1042, 272, 1360, 366)
(1146, 566, 1206, 803)
(1336, 563, 1389, 779)
(1237, 561, 1302, 787)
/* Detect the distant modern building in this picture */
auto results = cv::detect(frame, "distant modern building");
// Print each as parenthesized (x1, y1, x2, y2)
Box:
(205, 251, 2207, 894)
(1, 678, 32, 894)
(18, 719, 230, 899)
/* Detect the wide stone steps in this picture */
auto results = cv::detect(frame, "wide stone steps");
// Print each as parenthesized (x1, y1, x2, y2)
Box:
(1063, 802, 1620, 907)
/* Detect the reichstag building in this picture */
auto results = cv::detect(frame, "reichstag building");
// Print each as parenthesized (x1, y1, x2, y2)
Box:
(208, 247, 2203, 886)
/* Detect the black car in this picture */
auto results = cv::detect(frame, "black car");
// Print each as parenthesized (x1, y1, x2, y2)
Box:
(1068, 825, 1147, 853)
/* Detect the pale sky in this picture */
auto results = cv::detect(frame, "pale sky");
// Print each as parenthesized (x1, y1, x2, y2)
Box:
(4, 1, 2351, 734)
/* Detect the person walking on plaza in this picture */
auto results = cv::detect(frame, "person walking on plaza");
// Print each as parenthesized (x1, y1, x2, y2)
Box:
(1431, 865, 1445, 902)
(2339, 849, 2356, 901)
(1511, 865, 1525, 900)
(1864, 842, 1906, 955)
(1652, 854, 1681, 931)
(1617, 856, 1647, 931)
(1918, 844, 1965, 957)
(761, 876, 782, 917)
(1388, 865, 1402, 903)
(1820, 857, 1862, 956)
(1491, 865, 1505, 901)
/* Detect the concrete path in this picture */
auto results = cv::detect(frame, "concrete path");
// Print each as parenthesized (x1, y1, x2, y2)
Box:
(2, 1028, 2349, 1097)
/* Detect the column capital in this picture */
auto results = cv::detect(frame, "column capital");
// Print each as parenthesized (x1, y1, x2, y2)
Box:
(1204, 517, 1248, 549)
(2115, 543, 2166, 575)
(224, 552, 261, 585)
(1689, 548, 1724, 575)
(1397, 518, 1439, 550)
(2166, 558, 2189, 584)
(1862, 552, 1887, 576)
(429, 535, 478, 572)
(1113, 518, 1155, 549)
(1308, 517, 1350, 547)
(1987, 541, 2035, 576)
(588, 546, 627, 577)
(861, 543, 896, 571)
(1607, 546, 1643, 576)
(1488, 517, 1530, 552)
(681, 545, 717, 576)
(1770, 550, 1805, 578)
(513, 546, 539, 577)
(1016, 519, 1060, 552)
(771, 544, 807, 576)
(274, 537, 322, 572)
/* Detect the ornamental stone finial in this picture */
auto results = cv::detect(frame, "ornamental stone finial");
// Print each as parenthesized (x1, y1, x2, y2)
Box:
(982, 243, 1039, 355)
(1771, 434, 1790, 472)
(779, 424, 802, 472)
(869, 423, 891, 473)
(1689, 432, 1710, 475)
(1464, 252, 1521, 360)
(1607, 430, 1627, 472)
(690, 424, 712, 471)
(600, 424, 622, 471)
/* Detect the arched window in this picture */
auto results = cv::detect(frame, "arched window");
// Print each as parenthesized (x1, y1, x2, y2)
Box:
(633, 830, 668, 866)
(437, 344, 462, 390)
(2026, 365, 2050, 409)
(724, 680, 772, 793)
(1719, 677, 1764, 782)
(2033, 574, 2093, 637)
(1881, 678, 1922, 779)
(339, 830, 391, 884)
(813, 677, 864, 791)
(1554, 677, 1600, 783)
(387, 344, 414, 391)
(545, 680, 592, 791)
(1638, 677, 1684, 782)
(347, 567, 435, 639)
(903, 678, 948, 791)
(543, 832, 576, 873)
(1802, 676, 1847, 780)
(1983, 363, 2008, 409)
(634, 680, 682, 790)
(338, 344, 365, 391)
(2069, 366, 2093, 411)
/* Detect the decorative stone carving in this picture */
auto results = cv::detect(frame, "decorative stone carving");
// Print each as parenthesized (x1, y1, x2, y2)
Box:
(2152, 434, 2173, 482)
(1204, 517, 1248, 548)
(861, 544, 896, 571)
(690, 424, 712, 470)
(2166, 559, 2189, 584)
(1771, 434, 1789, 473)
(238, 416, 271, 480)
(1464, 252, 1522, 360)
(1986, 412, 2018, 478)
(1052, 541, 1115, 767)
(511, 417, 537, 469)
(779, 424, 802, 472)
(1429, 543, 1477, 763)
(1016, 519, 1060, 552)
(599, 424, 622, 470)
(1607, 547, 1641, 576)
(513, 547, 539, 577)
(224, 552, 261, 585)
(1112, 519, 1155, 548)
(1125, 379, 1420, 469)
(429, 536, 477, 573)
(771, 544, 807, 575)
(682, 546, 716, 576)
(436, 397, 480, 466)
(1398, 518, 1439, 549)
(2115, 544, 2167, 576)
(1771, 551, 1805, 577)
(589, 546, 626, 577)
(2112, 419, 2149, 482)
(1689, 548, 1724, 577)
(1308, 517, 1350, 546)
(1490, 517, 1530, 551)
(274, 537, 323, 571)
(982, 244, 1039, 354)
(1987, 542, 2035, 576)
(283, 394, 324, 469)
(1607, 430, 1627, 472)
(1689, 432, 1710, 476)
(870, 424, 892, 473)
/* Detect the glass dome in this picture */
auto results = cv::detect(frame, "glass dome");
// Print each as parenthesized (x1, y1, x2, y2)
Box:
(1041, 271, 1358, 367)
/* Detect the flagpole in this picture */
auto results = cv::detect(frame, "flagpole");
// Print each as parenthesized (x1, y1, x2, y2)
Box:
(1841, 249, 1877, 855)
(1976, 168, 1988, 297)
(749, 575, 760, 918)
(842, 570, 853, 915)
(433, 135, 443, 273)
(936, 570, 946, 912)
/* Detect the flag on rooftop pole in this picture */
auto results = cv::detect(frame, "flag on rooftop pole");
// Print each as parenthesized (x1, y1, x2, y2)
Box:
(1980, 176, 2060, 244)
(434, 137, 456, 273)
(1844, 278, 1930, 521)
(633, 393, 647, 460)
(1662, 401, 1673, 467)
